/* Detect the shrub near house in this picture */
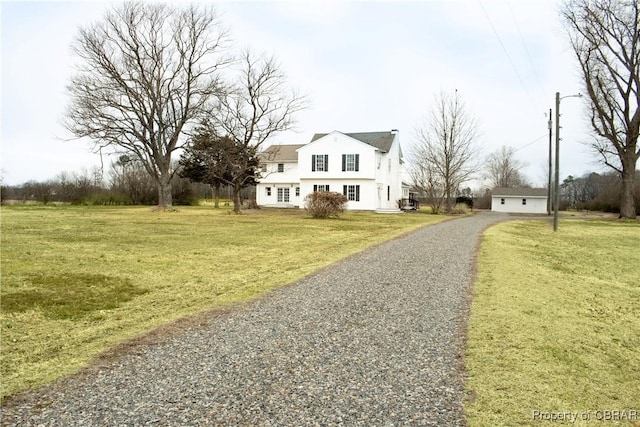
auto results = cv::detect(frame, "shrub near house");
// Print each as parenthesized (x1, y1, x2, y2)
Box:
(304, 191, 348, 218)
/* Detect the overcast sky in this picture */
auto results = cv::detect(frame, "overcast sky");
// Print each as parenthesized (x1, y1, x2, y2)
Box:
(1, 0, 604, 187)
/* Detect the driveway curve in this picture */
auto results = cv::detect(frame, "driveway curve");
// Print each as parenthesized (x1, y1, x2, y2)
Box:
(2, 212, 512, 426)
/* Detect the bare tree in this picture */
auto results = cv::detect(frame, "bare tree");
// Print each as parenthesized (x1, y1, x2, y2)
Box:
(485, 146, 529, 188)
(413, 90, 482, 212)
(64, 2, 230, 207)
(561, 0, 640, 218)
(209, 50, 306, 213)
(408, 156, 445, 214)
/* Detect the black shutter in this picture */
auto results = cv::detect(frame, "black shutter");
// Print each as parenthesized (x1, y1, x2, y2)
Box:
(313, 185, 317, 192)
(312, 155, 316, 172)
(343, 185, 347, 196)
(355, 154, 359, 171)
(342, 154, 346, 171)
(324, 155, 329, 171)
(356, 185, 360, 201)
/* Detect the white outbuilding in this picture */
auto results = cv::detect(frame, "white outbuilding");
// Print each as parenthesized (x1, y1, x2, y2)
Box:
(491, 187, 548, 214)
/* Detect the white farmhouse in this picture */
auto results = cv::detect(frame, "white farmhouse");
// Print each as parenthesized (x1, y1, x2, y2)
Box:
(256, 130, 407, 212)
(491, 187, 548, 214)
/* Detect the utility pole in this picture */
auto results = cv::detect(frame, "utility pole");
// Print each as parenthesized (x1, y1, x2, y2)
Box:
(547, 108, 552, 216)
(554, 92, 560, 232)
(553, 92, 582, 232)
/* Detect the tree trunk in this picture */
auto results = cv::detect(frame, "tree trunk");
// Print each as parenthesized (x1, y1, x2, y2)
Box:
(158, 174, 172, 207)
(232, 183, 242, 213)
(444, 183, 452, 212)
(213, 183, 220, 208)
(619, 157, 636, 219)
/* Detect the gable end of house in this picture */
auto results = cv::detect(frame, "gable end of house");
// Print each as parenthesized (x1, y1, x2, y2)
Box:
(309, 131, 396, 153)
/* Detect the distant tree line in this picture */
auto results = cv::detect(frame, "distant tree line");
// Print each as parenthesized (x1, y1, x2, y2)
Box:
(559, 171, 640, 213)
(0, 162, 254, 206)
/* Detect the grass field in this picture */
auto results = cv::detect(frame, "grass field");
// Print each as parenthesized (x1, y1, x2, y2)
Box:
(0, 205, 449, 399)
(465, 219, 640, 427)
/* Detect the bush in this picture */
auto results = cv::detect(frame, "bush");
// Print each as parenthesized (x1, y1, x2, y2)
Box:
(455, 196, 473, 209)
(304, 191, 348, 218)
(448, 203, 470, 215)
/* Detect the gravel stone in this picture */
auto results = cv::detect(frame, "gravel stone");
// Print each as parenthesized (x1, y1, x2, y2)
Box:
(1, 212, 511, 426)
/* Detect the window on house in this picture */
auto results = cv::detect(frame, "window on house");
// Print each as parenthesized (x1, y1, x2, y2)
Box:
(266, 187, 271, 196)
(313, 184, 330, 192)
(500, 198, 505, 205)
(312, 154, 329, 172)
(295, 187, 300, 197)
(277, 163, 284, 173)
(342, 154, 359, 171)
(277, 188, 290, 203)
(261, 164, 267, 173)
(522, 198, 527, 205)
(343, 184, 360, 201)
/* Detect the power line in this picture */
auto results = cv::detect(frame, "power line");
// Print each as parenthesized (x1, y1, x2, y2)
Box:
(477, 0, 538, 109)
(507, 2, 543, 89)
(513, 134, 547, 152)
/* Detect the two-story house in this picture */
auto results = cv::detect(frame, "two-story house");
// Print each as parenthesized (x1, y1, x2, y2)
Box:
(256, 130, 406, 211)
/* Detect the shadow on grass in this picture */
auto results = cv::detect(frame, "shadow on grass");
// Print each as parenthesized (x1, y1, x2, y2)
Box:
(2, 273, 148, 320)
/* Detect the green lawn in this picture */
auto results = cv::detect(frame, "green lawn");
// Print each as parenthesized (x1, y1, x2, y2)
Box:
(466, 219, 640, 427)
(0, 205, 448, 399)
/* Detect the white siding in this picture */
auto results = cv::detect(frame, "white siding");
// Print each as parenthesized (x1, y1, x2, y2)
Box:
(297, 133, 377, 180)
(492, 196, 547, 214)
(257, 183, 300, 207)
(256, 161, 300, 207)
(377, 133, 402, 210)
(259, 161, 299, 184)
(299, 179, 378, 211)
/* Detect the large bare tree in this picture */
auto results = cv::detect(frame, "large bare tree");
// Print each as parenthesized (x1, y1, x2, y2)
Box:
(209, 50, 306, 213)
(412, 90, 482, 212)
(485, 146, 529, 188)
(561, 0, 640, 218)
(64, 2, 229, 207)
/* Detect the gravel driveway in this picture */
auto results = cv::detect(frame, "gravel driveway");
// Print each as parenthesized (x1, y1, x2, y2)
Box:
(2, 212, 511, 426)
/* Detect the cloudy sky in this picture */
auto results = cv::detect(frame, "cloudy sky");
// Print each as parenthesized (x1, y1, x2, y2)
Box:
(1, 0, 603, 187)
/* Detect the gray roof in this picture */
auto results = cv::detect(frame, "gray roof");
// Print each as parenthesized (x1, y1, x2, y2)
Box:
(310, 131, 397, 152)
(492, 187, 547, 197)
(260, 144, 305, 162)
